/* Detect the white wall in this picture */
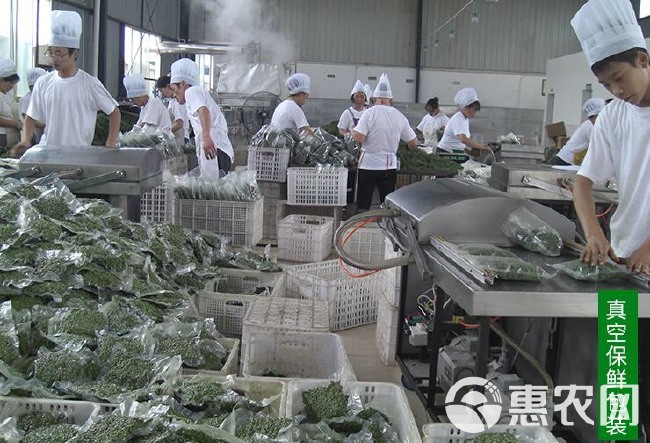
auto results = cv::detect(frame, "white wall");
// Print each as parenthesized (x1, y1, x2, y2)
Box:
(295, 62, 546, 110)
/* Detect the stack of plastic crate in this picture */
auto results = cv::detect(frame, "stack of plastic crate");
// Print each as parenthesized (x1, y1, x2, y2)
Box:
(257, 180, 287, 243)
(277, 215, 333, 262)
(375, 238, 403, 366)
(140, 155, 188, 223)
(287, 167, 348, 206)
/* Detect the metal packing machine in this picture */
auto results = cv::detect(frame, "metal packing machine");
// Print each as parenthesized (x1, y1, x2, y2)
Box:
(13, 145, 163, 221)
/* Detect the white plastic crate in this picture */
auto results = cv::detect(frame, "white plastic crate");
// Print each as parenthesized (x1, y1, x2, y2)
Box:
(287, 167, 348, 206)
(174, 197, 263, 247)
(258, 181, 287, 242)
(242, 330, 356, 381)
(0, 397, 117, 424)
(286, 381, 421, 443)
(194, 270, 285, 337)
(182, 337, 240, 376)
(277, 215, 333, 262)
(375, 296, 399, 367)
(285, 260, 387, 331)
(247, 146, 291, 182)
(339, 222, 388, 265)
(180, 374, 287, 417)
(141, 182, 174, 223)
(422, 423, 558, 442)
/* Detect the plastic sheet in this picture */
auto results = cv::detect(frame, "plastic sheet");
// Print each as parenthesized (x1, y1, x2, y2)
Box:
(173, 170, 262, 201)
(501, 207, 563, 257)
(553, 259, 630, 282)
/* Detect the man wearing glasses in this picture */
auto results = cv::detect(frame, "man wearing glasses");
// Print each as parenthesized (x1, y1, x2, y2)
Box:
(11, 10, 120, 157)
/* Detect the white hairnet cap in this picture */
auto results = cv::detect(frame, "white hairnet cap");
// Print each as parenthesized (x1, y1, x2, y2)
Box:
(170, 58, 199, 86)
(350, 79, 365, 96)
(583, 97, 606, 117)
(571, 0, 646, 67)
(0, 58, 17, 79)
(286, 73, 310, 95)
(373, 73, 393, 99)
(50, 10, 82, 49)
(27, 67, 47, 86)
(363, 84, 373, 104)
(123, 73, 149, 99)
(454, 87, 479, 108)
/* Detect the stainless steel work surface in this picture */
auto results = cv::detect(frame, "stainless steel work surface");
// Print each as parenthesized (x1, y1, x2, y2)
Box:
(422, 245, 650, 318)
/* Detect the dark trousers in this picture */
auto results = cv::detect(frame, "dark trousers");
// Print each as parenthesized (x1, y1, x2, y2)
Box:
(217, 149, 232, 174)
(356, 169, 397, 211)
(550, 156, 571, 166)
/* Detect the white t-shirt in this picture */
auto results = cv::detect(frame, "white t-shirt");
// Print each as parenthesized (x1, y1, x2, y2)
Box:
(0, 91, 20, 145)
(27, 70, 118, 146)
(354, 105, 416, 170)
(184, 86, 233, 160)
(417, 112, 449, 146)
(438, 111, 470, 153)
(556, 119, 593, 165)
(136, 96, 171, 133)
(578, 99, 650, 258)
(337, 107, 365, 132)
(18, 91, 31, 118)
(168, 98, 189, 140)
(270, 99, 309, 132)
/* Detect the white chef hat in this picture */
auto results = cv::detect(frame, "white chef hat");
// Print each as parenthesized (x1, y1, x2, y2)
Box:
(350, 79, 365, 97)
(27, 67, 47, 86)
(373, 73, 393, 99)
(0, 58, 17, 79)
(583, 97, 606, 117)
(286, 73, 310, 95)
(123, 73, 149, 98)
(571, 0, 646, 67)
(363, 84, 373, 104)
(454, 87, 479, 108)
(170, 58, 199, 86)
(50, 10, 82, 49)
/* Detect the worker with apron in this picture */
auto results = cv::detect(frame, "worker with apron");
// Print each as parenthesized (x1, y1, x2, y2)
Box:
(337, 79, 367, 136)
(352, 73, 417, 213)
(170, 58, 232, 179)
(11, 10, 120, 157)
(552, 97, 605, 166)
(0, 58, 22, 152)
(270, 73, 314, 136)
(123, 73, 172, 134)
(438, 87, 493, 159)
(415, 97, 449, 151)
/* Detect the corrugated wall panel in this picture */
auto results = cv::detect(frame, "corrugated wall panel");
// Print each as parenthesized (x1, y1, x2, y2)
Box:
(145, 0, 180, 38)
(421, 0, 584, 73)
(104, 19, 122, 96)
(108, 0, 142, 27)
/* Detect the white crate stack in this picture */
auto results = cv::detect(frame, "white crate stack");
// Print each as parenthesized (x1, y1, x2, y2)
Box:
(285, 259, 387, 331)
(193, 269, 285, 337)
(174, 197, 263, 247)
(140, 155, 188, 223)
(287, 167, 348, 206)
(286, 381, 422, 443)
(257, 180, 287, 242)
(375, 292, 400, 367)
(277, 214, 333, 262)
(242, 330, 356, 381)
(247, 146, 291, 182)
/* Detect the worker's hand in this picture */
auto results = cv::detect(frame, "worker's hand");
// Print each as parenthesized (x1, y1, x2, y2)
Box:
(9, 141, 29, 158)
(622, 242, 650, 274)
(105, 137, 118, 148)
(15, 120, 23, 130)
(483, 144, 493, 153)
(202, 137, 217, 160)
(581, 230, 618, 266)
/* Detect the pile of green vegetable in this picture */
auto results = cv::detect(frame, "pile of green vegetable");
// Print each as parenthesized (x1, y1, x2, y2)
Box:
(173, 170, 262, 201)
(501, 208, 563, 257)
(397, 145, 462, 176)
(554, 259, 630, 282)
(469, 432, 520, 443)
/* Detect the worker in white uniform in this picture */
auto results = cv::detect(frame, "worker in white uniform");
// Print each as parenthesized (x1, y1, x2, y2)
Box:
(123, 73, 171, 134)
(18, 67, 48, 145)
(353, 73, 417, 213)
(438, 88, 492, 158)
(270, 73, 314, 135)
(552, 98, 606, 166)
(0, 58, 22, 150)
(571, 0, 650, 274)
(170, 58, 233, 178)
(11, 10, 120, 157)
(157, 75, 190, 144)
(416, 97, 449, 149)
(337, 80, 367, 136)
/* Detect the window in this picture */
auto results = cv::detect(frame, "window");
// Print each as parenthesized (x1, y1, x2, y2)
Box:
(641, 0, 650, 19)
(124, 26, 161, 95)
(195, 54, 214, 91)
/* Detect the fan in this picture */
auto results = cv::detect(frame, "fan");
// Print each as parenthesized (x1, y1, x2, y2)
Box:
(240, 91, 281, 135)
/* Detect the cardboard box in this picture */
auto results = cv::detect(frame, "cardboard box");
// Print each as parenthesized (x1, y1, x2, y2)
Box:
(545, 122, 568, 148)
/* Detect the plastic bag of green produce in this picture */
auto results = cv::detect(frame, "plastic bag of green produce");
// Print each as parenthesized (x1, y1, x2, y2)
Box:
(32, 347, 100, 388)
(0, 417, 22, 443)
(456, 243, 519, 258)
(553, 259, 630, 282)
(469, 256, 552, 282)
(0, 302, 20, 367)
(501, 207, 563, 256)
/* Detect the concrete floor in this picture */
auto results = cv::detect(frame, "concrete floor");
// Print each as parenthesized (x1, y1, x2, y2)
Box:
(336, 324, 432, 434)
